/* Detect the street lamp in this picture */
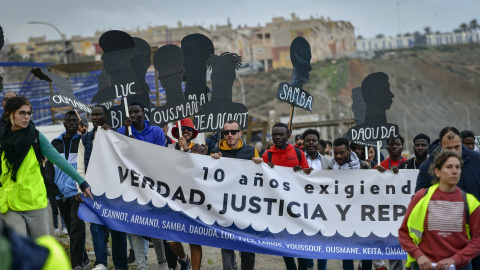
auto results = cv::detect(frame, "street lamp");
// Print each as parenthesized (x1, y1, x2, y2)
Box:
(28, 21, 67, 64)
(453, 101, 471, 130)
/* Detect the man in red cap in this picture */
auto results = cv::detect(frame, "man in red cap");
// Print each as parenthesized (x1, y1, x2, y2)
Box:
(169, 118, 206, 270)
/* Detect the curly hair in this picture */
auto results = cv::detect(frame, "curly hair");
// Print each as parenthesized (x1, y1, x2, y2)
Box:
(206, 52, 242, 71)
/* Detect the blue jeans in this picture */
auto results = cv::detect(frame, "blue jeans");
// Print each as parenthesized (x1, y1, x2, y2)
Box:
(91, 223, 128, 269)
(317, 259, 327, 270)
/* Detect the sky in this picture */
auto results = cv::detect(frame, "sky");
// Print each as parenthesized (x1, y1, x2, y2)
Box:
(1, 0, 479, 43)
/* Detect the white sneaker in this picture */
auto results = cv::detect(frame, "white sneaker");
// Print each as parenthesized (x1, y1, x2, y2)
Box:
(54, 228, 60, 236)
(62, 228, 68, 235)
(159, 261, 169, 270)
(92, 264, 107, 270)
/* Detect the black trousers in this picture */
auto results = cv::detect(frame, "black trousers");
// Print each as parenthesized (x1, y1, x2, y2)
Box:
(57, 196, 89, 268)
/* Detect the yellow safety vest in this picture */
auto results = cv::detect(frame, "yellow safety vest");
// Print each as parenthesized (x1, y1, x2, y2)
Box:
(405, 184, 480, 267)
(36, 235, 71, 270)
(0, 147, 47, 213)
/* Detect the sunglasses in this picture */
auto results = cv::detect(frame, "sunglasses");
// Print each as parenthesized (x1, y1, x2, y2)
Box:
(223, 130, 240, 135)
(181, 126, 193, 132)
(18, 110, 33, 117)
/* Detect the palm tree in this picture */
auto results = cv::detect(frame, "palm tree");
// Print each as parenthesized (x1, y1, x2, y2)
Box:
(460, 23, 469, 32)
(470, 19, 478, 32)
(424, 26, 432, 35)
(375, 33, 385, 38)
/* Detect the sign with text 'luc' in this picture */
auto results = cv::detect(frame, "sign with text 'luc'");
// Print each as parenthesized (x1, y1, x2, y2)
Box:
(79, 130, 417, 260)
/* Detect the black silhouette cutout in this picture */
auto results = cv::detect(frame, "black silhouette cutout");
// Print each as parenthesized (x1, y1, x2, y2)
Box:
(0, 25, 4, 92)
(91, 31, 148, 103)
(345, 72, 399, 142)
(31, 68, 91, 113)
(149, 44, 200, 126)
(193, 52, 248, 132)
(277, 37, 313, 111)
(181, 33, 214, 106)
(349, 86, 386, 148)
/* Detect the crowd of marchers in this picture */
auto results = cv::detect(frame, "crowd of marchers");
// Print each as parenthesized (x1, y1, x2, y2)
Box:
(1, 92, 480, 270)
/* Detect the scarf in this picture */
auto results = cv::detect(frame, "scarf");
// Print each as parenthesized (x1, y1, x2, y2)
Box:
(330, 151, 361, 170)
(0, 120, 36, 181)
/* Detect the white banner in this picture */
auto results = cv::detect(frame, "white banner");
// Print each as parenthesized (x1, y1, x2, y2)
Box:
(79, 129, 418, 259)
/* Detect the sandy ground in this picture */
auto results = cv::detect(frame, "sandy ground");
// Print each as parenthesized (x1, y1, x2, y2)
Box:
(48, 202, 404, 270)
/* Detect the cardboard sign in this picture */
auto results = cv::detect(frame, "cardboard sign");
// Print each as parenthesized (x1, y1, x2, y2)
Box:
(149, 44, 200, 126)
(0, 25, 4, 51)
(276, 37, 313, 111)
(345, 73, 399, 142)
(350, 87, 386, 148)
(193, 52, 248, 132)
(108, 92, 154, 129)
(91, 31, 149, 103)
(181, 33, 214, 105)
(0, 26, 4, 91)
(31, 68, 91, 113)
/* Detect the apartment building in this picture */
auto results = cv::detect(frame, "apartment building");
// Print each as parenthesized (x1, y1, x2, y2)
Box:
(9, 14, 355, 70)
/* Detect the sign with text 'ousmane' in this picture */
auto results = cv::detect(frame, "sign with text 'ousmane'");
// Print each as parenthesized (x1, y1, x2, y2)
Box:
(79, 130, 416, 260)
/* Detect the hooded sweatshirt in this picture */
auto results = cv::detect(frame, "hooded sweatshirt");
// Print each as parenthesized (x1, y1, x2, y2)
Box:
(262, 143, 308, 169)
(211, 138, 259, 160)
(329, 151, 361, 170)
(117, 120, 165, 146)
(415, 139, 480, 200)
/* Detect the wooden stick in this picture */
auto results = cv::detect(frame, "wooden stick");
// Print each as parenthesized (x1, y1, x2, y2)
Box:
(376, 140, 381, 166)
(123, 97, 132, 136)
(288, 105, 295, 130)
(177, 120, 184, 151)
(74, 109, 81, 121)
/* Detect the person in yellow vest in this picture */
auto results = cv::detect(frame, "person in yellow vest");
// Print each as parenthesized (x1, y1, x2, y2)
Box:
(398, 151, 480, 270)
(0, 96, 92, 240)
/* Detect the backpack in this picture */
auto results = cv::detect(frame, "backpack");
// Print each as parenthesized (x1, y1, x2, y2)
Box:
(0, 129, 61, 197)
(266, 147, 303, 164)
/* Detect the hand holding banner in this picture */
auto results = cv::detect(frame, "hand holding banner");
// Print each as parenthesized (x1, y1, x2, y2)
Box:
(79, 130, 416, 260)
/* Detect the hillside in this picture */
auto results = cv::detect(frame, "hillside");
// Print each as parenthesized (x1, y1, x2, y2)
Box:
(237, 43, 480, 146)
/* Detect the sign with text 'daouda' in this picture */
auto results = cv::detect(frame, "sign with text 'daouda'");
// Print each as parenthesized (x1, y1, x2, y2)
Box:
(345, 73, 399, 142)
(181, 33, 214, 106)
(277, 37, 313, 111)
(149, 44, 201, 126)
(193, 52, 248, 132)
(348, 87, 385, 148)
(31, 68, 92, 113)
(91, 31, 150, 104)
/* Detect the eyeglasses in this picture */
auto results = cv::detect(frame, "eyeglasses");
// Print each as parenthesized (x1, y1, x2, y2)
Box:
(223, 130, 240, 135)
(181, 126, 193, 132)
(18, 110, 33, 117)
